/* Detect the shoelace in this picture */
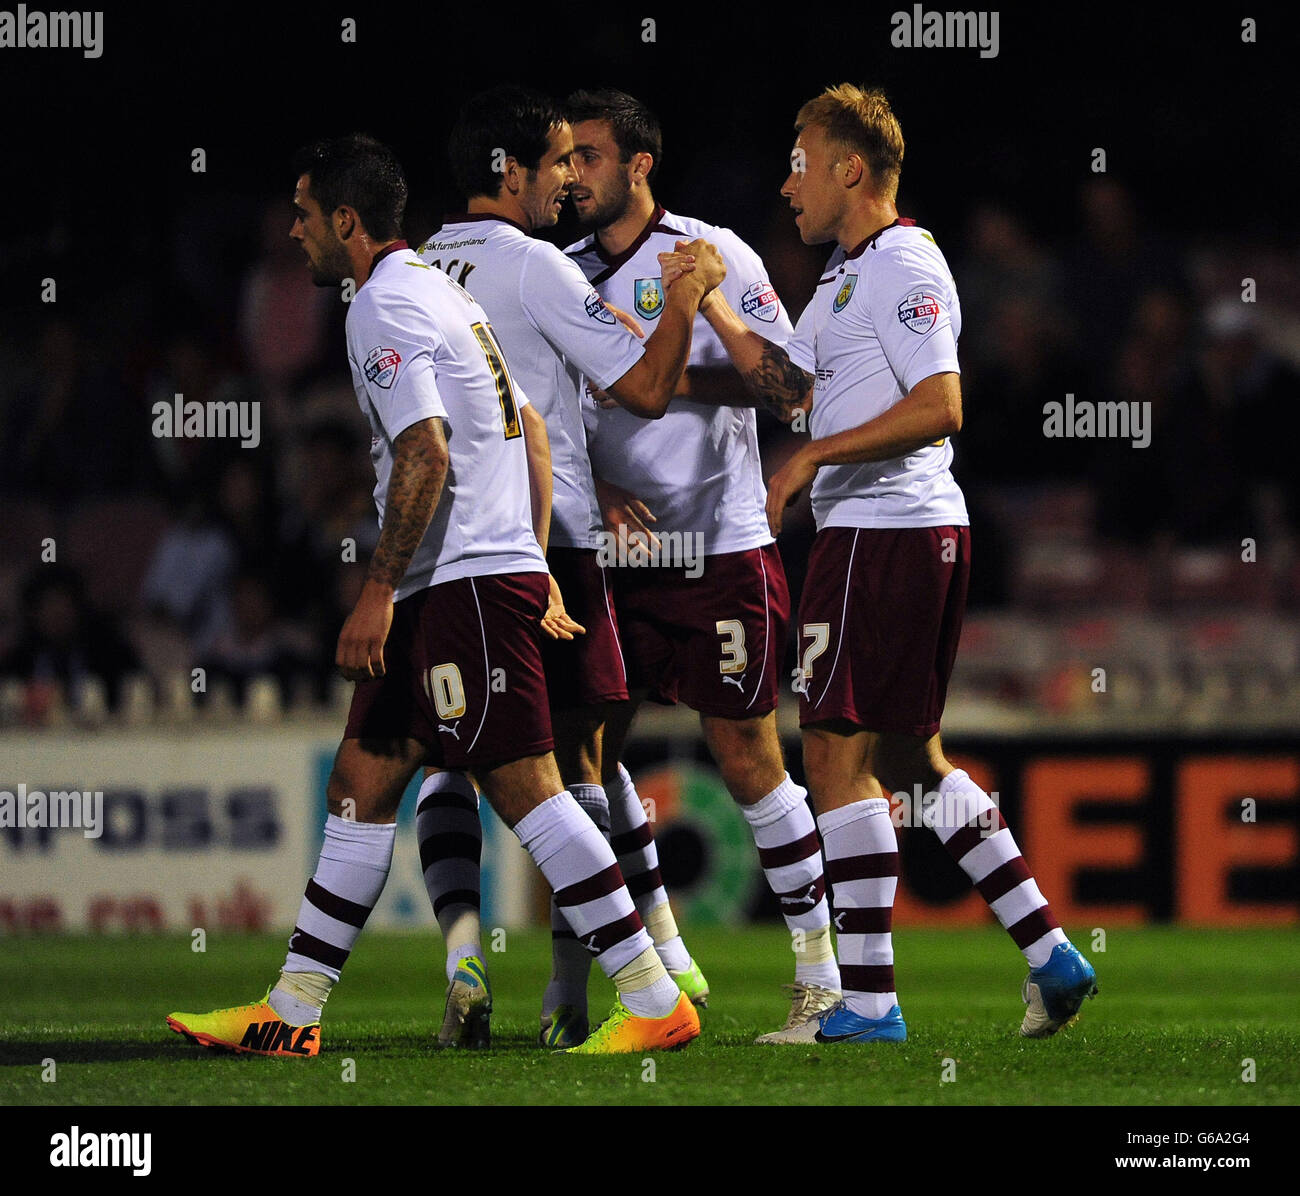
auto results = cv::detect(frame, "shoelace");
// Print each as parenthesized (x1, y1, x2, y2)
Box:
(777, 983, 830, 1028)
(215, 992, 275, 1016)
(587, 1003, 632, 1041)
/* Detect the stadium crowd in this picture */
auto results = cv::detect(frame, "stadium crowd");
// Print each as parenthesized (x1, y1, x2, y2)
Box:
(2, 177, 1297, 722)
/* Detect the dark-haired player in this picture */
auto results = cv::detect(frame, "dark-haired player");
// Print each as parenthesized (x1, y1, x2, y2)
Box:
(413, 86, 715, 1048)
(165, 134, 700, 1057)
(564, 89, 842, 1043)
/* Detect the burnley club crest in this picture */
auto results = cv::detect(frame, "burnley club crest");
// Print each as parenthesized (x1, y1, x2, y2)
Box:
(833, 273, 858, 314)
(634, 277, 665, 319)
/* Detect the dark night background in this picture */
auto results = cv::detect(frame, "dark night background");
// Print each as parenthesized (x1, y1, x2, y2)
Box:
(1, 3, 1298, 714)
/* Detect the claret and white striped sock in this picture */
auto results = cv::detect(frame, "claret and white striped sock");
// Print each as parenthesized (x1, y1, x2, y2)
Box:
(928, 769, 1067, 968)
(741, 773, 840, 992)
(607, 763, 691, 972)
(514, 792, 678, 1019)
(414, 771, 483, 982)
(542, 784, 609, 1018)
(818, 798, 899, 1019)
(271, 813, 395, 1025)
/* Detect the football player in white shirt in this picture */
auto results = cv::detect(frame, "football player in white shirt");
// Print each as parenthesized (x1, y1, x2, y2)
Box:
(166, 134, 700, 1058)
(413, 86, 716, 1048)
(564, 89, 844, 1042)
(674, 85, 1097, 1043)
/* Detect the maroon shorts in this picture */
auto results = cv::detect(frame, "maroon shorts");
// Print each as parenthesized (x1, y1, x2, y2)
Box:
(796, 526, 970, 737)
(611, 542, 790, 719)
(343, 570, 554, 768)
(541, 546, 629, 710)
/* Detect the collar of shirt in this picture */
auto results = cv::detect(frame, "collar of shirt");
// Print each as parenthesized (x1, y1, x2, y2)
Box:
(370, 239, 410, 273)
(440, 211, 529, 234)
(588, 204, 693, 285)
(843, 217, 915, 263)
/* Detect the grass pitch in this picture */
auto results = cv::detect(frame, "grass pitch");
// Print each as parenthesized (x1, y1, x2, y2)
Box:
(1, 926, 1297, 1107)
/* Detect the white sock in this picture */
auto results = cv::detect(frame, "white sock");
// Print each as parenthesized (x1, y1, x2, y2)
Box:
(611, 944, 681, 1019)
(741, 774, 839, 990)
(512, 793, 658, 984)
(607, 763, 692, 972)
(819, 799, 898, 1018)
(272, 814, 394, 1022)
(930, 770, 1067, 968)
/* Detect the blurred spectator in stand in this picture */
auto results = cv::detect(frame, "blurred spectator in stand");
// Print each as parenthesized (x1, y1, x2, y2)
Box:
(954, 204, 1085, 481)
(1092, 287, 1251, 546)
(277, 417, 378, 627)
(213, 453, 283, 581)
(956, 203, 1065, 374)
(237, 199, 334, 433)
(5, 317, 145, 501)
(144, 329, 260, 498)
(1, 564, 140, 710)
(197, 569, 316, 705)
(1065, 178, 1185, 398)
(960, 292, 1088, 481)
(140, 490, 236, 659)
(1201, 299, 1300, 534)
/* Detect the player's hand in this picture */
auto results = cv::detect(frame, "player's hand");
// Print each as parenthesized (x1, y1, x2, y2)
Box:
(336, 580, 395, 680)
(603, 300, 645, 339)
(764, 446, 818, 536)
(595, 476, 661, 553)
(675, 238, 726, 295)
(586, 382, 620, 410)
(541, 574, 586, 640)
(657, 249, 697, 289)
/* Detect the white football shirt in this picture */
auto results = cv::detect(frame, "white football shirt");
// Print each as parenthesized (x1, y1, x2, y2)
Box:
(567, 206, 792, 556)
(785, 220, 969, 530)
(417, 214, 645, 550)
(346, 243, 545, 599)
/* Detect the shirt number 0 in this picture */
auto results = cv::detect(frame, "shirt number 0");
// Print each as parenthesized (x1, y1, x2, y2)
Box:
(423, 663, 467, 720)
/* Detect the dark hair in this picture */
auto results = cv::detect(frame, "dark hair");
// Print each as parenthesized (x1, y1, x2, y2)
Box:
(565, 88, 662, 182)
(448, 86, 567, 200)
(292, 134, 407, 241)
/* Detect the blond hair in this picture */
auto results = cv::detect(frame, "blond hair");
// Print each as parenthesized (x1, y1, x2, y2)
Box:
(795, 84, 904, 199)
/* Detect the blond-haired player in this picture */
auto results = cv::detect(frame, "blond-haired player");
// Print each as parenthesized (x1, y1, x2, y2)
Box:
(667, 85, 1097, 1041)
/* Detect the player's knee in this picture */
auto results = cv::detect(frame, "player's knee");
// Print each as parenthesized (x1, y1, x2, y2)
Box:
(705, 714, 778, 760)
(326, 742, 406, 821)
(874, 735, 943, 793)
(554, 740, 601, 788)
(326, 767, 385, 821)
(551, 708, 603, 787)
(801, 745, 835, 797)
(801, 734, 856, 799)
(706, 717, 785, 802)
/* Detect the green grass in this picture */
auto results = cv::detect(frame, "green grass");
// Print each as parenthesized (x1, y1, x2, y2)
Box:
(1, 927, 1298, 1106)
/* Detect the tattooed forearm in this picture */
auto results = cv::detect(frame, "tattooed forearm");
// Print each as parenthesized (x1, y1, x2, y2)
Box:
(367, 418, 449, 589)
(741, 341, 814, 422)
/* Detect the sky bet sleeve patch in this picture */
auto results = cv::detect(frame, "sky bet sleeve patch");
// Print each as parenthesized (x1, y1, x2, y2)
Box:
(363, 345, 402, 389)
(897, 291, 941, 334)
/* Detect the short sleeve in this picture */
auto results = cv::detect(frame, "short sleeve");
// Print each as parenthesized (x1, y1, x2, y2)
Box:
(715, 229, 794, 349)
(866, 246, 961, 394)
(521, 246, 645, 391)
(347, 289, 448, 440)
